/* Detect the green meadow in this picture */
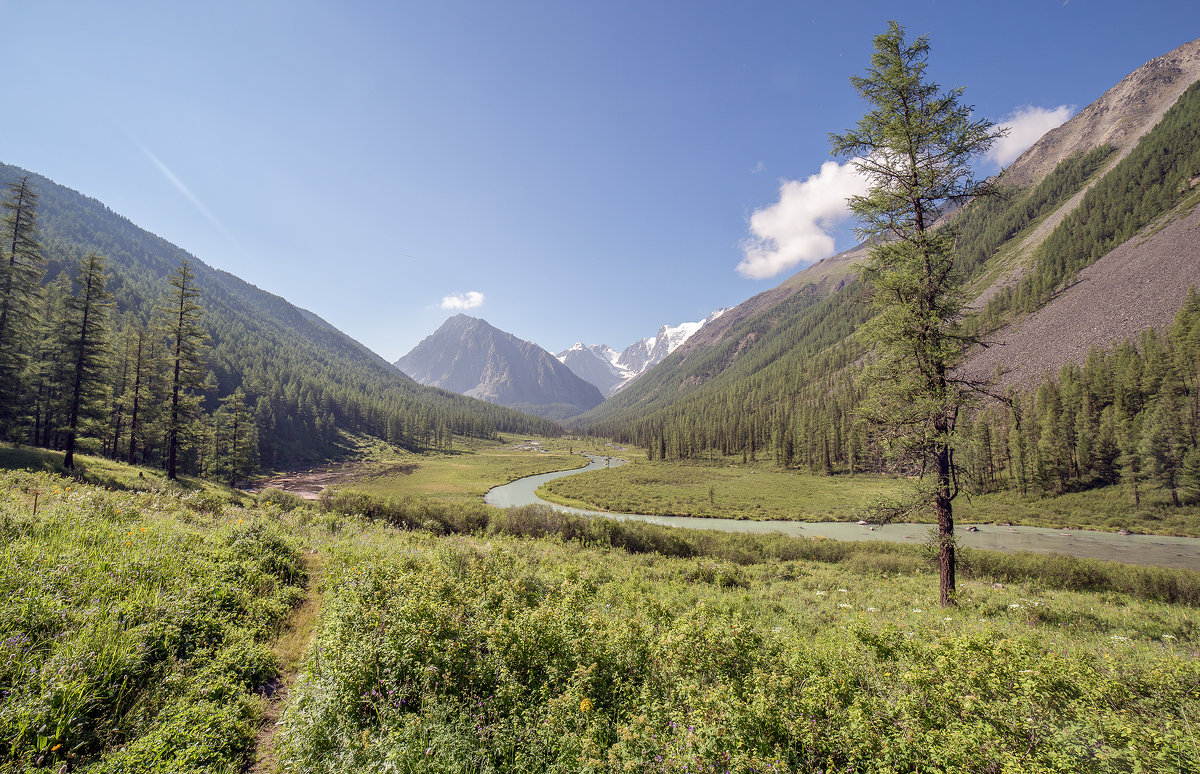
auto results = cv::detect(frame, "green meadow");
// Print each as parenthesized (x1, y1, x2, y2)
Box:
(336, 435, 617, 505)
(2, 441, 1198, 773)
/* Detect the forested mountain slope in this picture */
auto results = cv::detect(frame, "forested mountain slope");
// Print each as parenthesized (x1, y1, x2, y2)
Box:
(579, 37, 1200, 470)
(1, 163, 560, 465)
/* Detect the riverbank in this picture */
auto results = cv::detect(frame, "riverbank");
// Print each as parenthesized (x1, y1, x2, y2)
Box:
(487, 454, 1200, 570)
(535, 456, 1200, 537)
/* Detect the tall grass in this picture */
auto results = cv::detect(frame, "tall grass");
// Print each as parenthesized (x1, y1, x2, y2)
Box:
(0, 470, 304, 773)
(316, 488, 1200, 607)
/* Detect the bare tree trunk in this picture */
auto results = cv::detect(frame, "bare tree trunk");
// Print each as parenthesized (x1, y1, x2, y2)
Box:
(936, 433, 956, 607)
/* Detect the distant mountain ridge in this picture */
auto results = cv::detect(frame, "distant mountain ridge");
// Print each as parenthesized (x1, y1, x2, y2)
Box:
(556, 309, 728, 396)
(395, 315, 604, 420)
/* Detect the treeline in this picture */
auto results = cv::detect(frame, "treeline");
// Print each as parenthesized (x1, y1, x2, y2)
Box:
(960, 289, 1200, 505)
(0, 168, 561, 479)
(0, 176, 238, 478)
(621, 287, 1200, 510)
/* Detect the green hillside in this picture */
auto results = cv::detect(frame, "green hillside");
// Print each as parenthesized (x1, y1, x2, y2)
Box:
(0, 163, 560, 471)
(577, 81, 1200, 501)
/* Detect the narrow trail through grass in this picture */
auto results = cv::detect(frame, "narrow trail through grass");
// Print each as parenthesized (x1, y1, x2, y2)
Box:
(248, 550, 326, 774)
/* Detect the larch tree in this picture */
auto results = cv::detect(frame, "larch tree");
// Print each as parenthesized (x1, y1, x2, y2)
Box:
(831, 21, 1003, 606)
(208, 387, 258, 484)
(159, 260, 210, 480)
(123, 321, 157, 465)
(0, 176, 46, 436)
(62, 253, 114, 470)
(29, 272, 71, 448)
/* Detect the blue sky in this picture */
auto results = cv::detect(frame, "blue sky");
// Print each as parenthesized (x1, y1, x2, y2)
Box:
(3, 1, 1198, 359)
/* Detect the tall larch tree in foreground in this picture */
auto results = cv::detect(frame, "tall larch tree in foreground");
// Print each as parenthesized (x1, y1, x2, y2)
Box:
(0, 176, 46, 436)
(160, 260, 209, 479)
(62, 253, 114, 470)
(831, 21, 1002, 606)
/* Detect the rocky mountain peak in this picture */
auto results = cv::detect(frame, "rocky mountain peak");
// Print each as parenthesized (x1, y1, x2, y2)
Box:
(1004, 36, 1200, 188)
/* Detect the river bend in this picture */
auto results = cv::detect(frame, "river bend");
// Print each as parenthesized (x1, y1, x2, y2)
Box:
(484, 454, 1200, 570)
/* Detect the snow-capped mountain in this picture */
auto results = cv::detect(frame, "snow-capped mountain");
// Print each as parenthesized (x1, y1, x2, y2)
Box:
(556, 309, 728, 396)
(556, 343, 629, 397)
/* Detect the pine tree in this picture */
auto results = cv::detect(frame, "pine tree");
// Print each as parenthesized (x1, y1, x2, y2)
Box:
(29, 272, 71, 449)
(831, 21, 1002, 606)
(1117, 406, 1143, 509)
(0, 176, 46, 436)
(62, 253, 114, 469)
(208, 388, 258, 483)
(159, 260, 210, 480)
(1181, 447, 1200, 504)
(121, 323, 158, 465)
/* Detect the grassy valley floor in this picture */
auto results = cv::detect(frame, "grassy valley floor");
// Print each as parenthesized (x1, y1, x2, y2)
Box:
(536, 458, 1200, 537)
(3, 442, 1198, 772)
(277, 523, 1198, 773)
(335, 435, 619, 506)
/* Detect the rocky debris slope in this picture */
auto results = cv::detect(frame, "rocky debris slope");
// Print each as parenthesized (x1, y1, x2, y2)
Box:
(961, 200, 1200, 389)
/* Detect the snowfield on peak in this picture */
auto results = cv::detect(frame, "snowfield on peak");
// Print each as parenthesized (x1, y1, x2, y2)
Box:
(556, 309, 729, 397)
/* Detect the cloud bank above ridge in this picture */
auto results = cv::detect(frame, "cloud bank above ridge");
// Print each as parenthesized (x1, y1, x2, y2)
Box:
(987, 105, 1075, 167)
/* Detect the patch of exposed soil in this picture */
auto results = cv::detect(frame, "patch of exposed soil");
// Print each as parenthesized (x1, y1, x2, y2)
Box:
(246, 461, 418, 500)
(961, 202, 1200, 391)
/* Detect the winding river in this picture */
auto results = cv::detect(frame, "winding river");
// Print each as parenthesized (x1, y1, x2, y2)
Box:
(485, 454, 1200, 570)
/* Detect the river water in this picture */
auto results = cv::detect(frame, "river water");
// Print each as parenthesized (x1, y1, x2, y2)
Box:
(484, 454, 1200, 570)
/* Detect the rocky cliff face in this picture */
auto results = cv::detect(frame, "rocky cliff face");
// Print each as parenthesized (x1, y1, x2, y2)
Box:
(396, 315, 604, 420)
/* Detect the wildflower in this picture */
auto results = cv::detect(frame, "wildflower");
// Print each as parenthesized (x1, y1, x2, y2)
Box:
(580, 697, 593, 713)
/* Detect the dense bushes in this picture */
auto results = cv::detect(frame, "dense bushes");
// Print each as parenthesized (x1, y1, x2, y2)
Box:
(314, 487, 1200, 607)
(276, 532, 1199, 773)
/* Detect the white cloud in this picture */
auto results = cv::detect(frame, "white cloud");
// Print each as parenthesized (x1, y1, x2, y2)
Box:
(737, 160, 870, 280)
(987, 105, 1074, 167)
(441, 291, 485, 311)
